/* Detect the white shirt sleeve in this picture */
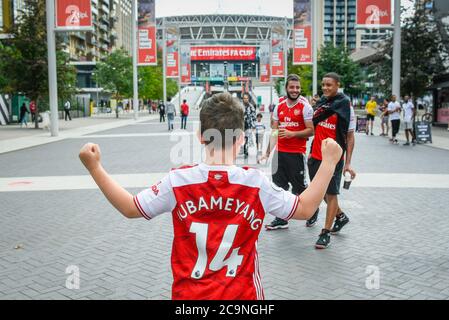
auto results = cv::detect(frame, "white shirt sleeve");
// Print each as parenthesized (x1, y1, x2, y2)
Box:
(258, 173, 299, 221)
(272, 104, 280, 121)
(133, 174, 176, 220)
(348, 106, 356, 132)
(303, 102, 314, 121)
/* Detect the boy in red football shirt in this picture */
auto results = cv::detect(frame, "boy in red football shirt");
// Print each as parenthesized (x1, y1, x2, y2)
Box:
(79, 92, 342, 300)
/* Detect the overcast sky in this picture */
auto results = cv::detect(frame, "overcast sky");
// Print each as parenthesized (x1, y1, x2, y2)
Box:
(156, 0, 415, 18)
(156, 0, 296, 18)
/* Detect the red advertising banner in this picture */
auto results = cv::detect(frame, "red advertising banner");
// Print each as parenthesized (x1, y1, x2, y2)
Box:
(138, 0, 157, 66)
(260, 64, 271, 83)
(166, 28, 179, 78)
(271, 25, 285, 77)
(138, 26, 157, 65)
(191, 46, 257, 61)
(166, 52, 179, 78)
(259, 43, 271, 83)
(55, 0, 92, 30)
(180, 45, 191, 85)
(293, 0, 312, 65)
(356, 0, 392, 27)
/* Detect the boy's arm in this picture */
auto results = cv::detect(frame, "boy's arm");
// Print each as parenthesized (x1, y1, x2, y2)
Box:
(261, 121, 279, 160)
(79, 143, 142, 219)
(291, 138, 342, 220)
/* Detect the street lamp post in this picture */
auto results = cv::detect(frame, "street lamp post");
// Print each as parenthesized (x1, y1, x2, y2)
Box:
(312, 0, 319, 96)
(132, 0, 138, 120)
(162, 18, 167, 106)
(45, 0, 59, 136)
(392, 0, 401, 99)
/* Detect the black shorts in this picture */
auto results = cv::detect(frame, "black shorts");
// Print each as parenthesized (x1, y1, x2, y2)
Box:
(308, 157, 344, 195)
(272, 151, 307, 195)
(366, 114, 375, 121)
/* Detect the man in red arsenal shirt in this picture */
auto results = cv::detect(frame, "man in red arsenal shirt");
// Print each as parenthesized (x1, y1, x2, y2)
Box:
(79, 92, 343, 300)
(180, 99, 189, 130)
(262, 74, 316, 230)
(308, 72, 356, 249)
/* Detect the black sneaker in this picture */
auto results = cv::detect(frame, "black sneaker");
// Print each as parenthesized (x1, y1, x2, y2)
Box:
(315, 229, 331, 249)
(265, 217, 288, 230)
(305, 208, 319, 227)
(403, 142, 410, 146)
(331, 213, 350, 234)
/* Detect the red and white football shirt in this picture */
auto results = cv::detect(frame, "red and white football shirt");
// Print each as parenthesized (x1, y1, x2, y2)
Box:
(311, 105, 356, 160)
(134, 163, 299, 300)
(272, 96, 313, 154)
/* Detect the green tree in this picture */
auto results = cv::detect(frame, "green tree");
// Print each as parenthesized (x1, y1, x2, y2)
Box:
(277, 45, 362, 98)
(317, 43, 363, 97)
(95, 49, 132, 100)
(0, 0, 76, 128)
(372, 6, 448, 98)
(139, 49, 179, 100)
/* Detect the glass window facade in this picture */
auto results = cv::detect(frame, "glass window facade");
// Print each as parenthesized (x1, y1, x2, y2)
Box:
(323, 0, 357, 49)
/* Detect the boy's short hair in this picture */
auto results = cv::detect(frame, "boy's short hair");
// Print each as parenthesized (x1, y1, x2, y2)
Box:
(285, 74, 301, 88)
(183, 99, 187, 103)
(323, 72, 341, 83)
(256, 113, 263, 118)
(200, 92, 244, 149)
(167, 97, 172, 102)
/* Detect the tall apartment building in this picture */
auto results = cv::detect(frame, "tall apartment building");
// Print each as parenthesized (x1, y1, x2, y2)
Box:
(0, 0, 25, 38)
(317, 0, 390, 51)
(115, 0, 132, 54)
(65, 0, 132, 93)
(64, 0, 117, 63)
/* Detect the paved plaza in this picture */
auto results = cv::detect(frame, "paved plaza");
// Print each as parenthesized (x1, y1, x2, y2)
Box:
(1, 109, 449, 300)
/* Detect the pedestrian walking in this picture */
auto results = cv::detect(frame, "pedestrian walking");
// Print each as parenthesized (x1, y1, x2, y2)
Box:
(158, 100, 166, 122)
(365, 96, 377, 135)
(402, 95, 416, 146)
(242, 93, 256, 159)
(379, 98, 390, 136)
(19, 102, 29, 127)
(29, 100, 37, 122)
(166, 97, 176, 131)
(307, 72, 356, 249)
(255, 113, 266, 156)
(180, 99, 189, 130)
(261, 74, 315, 231)
(388, 95, 401, 144)
(64, 100, 72, 121)
(79, 91, 342, 299)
